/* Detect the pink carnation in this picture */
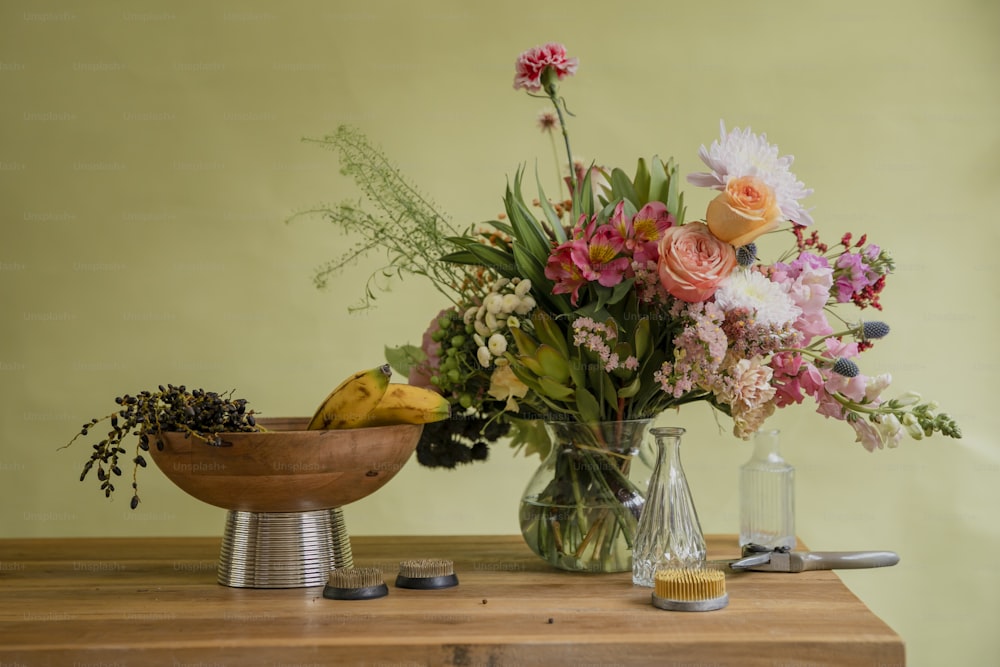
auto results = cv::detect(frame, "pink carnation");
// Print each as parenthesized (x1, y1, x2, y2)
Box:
(513, 42, 578, 92)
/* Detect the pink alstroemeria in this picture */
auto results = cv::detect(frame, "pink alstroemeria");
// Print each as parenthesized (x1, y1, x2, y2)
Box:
(513, 42, 578, 93)
(571, 221, 631, 287)
(625, 201, 675, 265)
(545, 242, 588, 306)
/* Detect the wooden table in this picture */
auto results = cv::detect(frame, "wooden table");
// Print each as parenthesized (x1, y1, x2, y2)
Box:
(0, 535, 904, 666)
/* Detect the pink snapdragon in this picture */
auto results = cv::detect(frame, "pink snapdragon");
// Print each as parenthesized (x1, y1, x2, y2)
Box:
(513, 42, 578, 92)
(770, 252, 834, 343)
(770, 353, 825, 407)
(833, 244, 882, 304)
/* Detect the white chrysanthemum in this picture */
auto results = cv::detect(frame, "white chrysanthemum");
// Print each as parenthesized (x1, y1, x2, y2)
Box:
(688, 120, 814, 226)
(714, 269, 802, 328)
(488, 333, 508, 356)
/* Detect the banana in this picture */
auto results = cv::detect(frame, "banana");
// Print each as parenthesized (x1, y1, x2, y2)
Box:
(307, 364, 393, 430)
(362, 384, 451, 427)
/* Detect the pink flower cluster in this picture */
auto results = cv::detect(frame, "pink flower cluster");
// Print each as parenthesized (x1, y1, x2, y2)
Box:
(545, 202, 674, 306)
(572, 317, 639, 373)
(765, 245, 898, 450)
(648, 233, 897, 445)
(408, 309, 448, 388)
(769, 252, 834, 344)
(653, 301, 728, 398)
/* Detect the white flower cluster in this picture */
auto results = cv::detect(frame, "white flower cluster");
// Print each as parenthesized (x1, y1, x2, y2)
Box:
(463, 277, 536, 368)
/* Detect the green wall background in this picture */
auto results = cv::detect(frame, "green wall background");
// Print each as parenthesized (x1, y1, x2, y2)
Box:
(2, 1, 998, 664)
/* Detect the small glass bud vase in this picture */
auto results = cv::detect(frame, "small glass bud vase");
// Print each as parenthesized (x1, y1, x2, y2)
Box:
(739, 429, 795, 550)
(632, 427, 706, 587)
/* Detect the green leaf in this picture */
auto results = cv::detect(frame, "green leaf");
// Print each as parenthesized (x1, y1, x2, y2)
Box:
(536, 344, 571, 384)
(538, 376, 575, 401)
(567, 349, 586, 390)
(484, 219, 516, 238)
(384, 345, 426, 377)
(512, 243, 546, 284)
(617, 376, 642, 399)
(600, 372, 618, 411)
(571, 164, 596, 221)
(609, 168, 640, 208)
(633, 158, 651, 205)
(605, 278, 635, 307)
(535, 168, 567, 243)
(444, 238, 518, 276)
(634, 317, 651, 360)
(438, 249, 481, 265)
(532, 311, 569, 358)
(575, 387, 601, 422)
(649, 156, 669, 207)
(518, 354, 546, 378)
(510, 326, 539, 358)
(664, 158, 680, 216)
(510, 363, 545, 394)
(506, 173, 552, 263)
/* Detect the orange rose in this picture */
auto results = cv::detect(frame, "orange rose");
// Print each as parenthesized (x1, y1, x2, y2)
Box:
(657, 222, 737, 302)
(705, 176, 782, 247)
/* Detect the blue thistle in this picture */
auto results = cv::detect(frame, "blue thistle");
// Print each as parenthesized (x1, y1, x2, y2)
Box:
(861, 320, 890, 340)
(832, 357, 860, 377)
(736, 243, 758, 267)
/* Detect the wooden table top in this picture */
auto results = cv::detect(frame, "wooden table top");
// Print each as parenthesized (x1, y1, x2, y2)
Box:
(0, 534, 904, 666)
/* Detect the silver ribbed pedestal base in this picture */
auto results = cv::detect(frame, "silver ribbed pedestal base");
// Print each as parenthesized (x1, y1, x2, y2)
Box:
(218, 507, 354, 588)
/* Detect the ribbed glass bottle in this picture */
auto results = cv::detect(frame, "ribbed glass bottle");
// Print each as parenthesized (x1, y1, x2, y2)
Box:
(739, 429, 795, 549)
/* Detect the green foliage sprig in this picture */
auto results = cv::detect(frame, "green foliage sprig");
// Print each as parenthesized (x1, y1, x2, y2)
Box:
(288, 125, 480, 312)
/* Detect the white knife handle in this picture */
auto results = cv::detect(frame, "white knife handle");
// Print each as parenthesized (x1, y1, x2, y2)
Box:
(791, 550, 900, 572)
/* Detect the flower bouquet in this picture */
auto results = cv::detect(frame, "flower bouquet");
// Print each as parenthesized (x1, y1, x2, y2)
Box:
(294, 43, 960, 572)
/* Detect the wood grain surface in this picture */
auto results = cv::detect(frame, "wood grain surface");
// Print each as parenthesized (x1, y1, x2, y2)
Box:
(0, 534, 904, 666)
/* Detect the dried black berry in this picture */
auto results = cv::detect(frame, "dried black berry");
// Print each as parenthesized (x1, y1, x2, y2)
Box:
(62, 386, 261, 507)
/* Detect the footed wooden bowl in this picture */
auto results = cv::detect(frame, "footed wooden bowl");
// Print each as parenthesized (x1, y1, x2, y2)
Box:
(149, 417, 421, 513)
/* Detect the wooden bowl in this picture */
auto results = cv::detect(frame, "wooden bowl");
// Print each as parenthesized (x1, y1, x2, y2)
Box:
(148, 417, 421, 512)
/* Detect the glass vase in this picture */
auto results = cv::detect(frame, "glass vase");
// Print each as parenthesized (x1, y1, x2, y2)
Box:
(518, 419, 652, 573)
(739, 429, 795, 549)
(632, 426, 706, 587)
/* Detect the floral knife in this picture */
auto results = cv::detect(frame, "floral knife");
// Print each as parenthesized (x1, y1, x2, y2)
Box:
(723, 543, 900, 573)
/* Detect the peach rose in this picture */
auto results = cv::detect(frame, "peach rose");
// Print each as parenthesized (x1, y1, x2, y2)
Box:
(657, 222, 737, 302)
(705, 176, 782, 247)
